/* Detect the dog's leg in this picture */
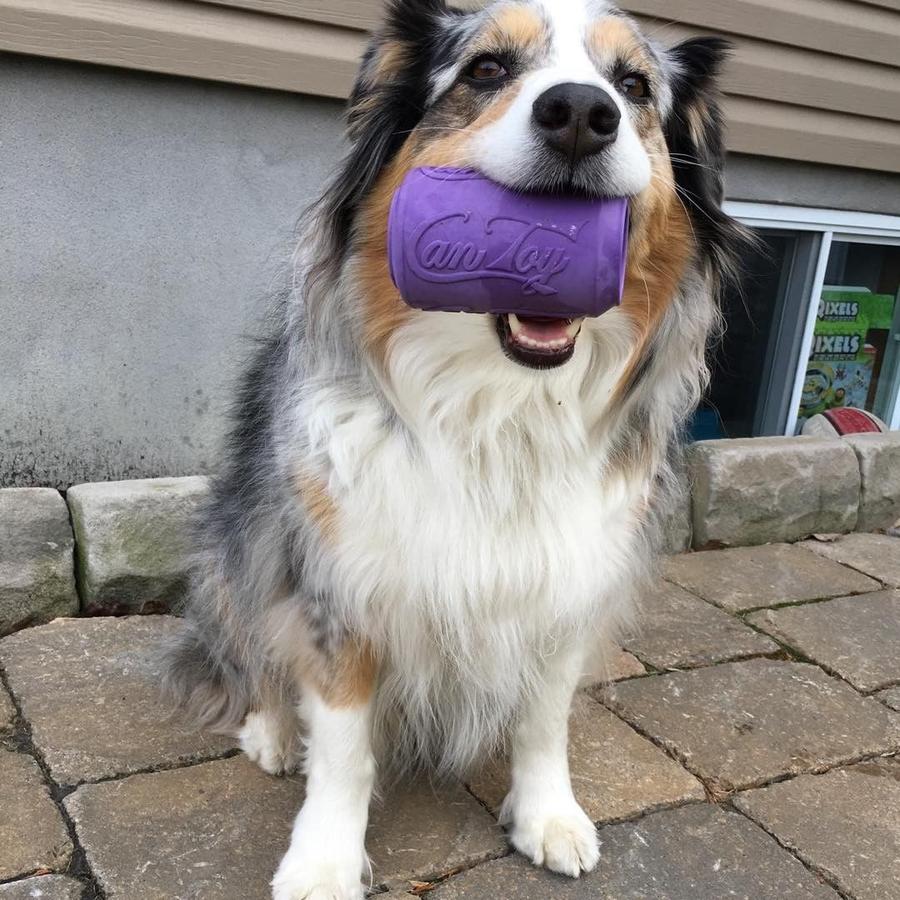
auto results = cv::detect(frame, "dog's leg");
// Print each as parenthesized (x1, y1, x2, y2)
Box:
(271, 648, 377, 900)
(501, 639, 599, 878)
(239, 703, 301, 776)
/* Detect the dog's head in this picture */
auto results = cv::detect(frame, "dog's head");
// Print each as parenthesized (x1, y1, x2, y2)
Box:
(314, 0, 741, 378)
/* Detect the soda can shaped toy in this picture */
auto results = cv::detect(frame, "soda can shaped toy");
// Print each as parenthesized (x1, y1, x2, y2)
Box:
(387, 167, 629, 319)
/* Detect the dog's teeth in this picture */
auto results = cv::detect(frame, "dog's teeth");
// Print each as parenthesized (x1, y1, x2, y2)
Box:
(565, 318, 585, 339)
(507, 314, 582, 352)
(516, 335, 569, 350)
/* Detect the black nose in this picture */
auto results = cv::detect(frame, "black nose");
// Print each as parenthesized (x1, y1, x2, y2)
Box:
(532, 82, 621, 163)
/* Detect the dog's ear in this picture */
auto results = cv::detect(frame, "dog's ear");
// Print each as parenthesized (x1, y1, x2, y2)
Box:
(665, 37, 746, 282)
(347, 0, 454, 142)
(321, 0, 463, 257)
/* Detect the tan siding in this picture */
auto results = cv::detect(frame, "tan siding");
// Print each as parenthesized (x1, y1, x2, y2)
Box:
(637, 16, 900, 121)
(196, 0, 900, 59)
(195, 0, 380, 30)
(632, 16, 900, 123)
(0, 0, 362, 97)
(625, 0, 900, 66)
(860, 0, 900, 11)
(721, 44, 900, 124)
(1, 0, 898, 172)
(726, 96, 900, 171)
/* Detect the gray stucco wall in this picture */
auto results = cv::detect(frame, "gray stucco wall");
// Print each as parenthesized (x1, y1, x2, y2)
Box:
(2, 55, 344, 487)
(3, 54, 899, 487)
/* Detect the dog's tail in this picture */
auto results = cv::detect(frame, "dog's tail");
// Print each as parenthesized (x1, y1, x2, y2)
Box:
(160, 616, 251, 736)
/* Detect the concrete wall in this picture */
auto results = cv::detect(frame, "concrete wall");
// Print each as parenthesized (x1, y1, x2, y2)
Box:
(3, 54, 900, 487)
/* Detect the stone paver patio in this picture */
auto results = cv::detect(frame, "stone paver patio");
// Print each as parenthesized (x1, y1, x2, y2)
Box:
(1, 535, 899, 899)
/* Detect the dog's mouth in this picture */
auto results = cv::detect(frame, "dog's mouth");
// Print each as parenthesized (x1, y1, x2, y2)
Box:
(496, 313, 584, 369)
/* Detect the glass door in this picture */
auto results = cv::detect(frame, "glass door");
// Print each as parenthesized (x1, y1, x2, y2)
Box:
(698, 230, 821, 439)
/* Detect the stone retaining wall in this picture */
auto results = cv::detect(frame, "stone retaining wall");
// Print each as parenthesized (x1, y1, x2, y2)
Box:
(686, 433, 900, 550)
(2, 435, 899, 635)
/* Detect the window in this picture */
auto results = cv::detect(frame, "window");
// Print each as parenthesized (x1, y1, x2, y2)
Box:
(699, 204, 900, 439)
(703, 232, 820, 439)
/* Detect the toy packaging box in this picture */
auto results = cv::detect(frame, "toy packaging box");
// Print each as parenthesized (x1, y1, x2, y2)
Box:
(799, 288, 896, 423)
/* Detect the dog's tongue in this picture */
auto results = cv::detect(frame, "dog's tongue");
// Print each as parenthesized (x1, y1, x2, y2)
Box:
(519, 316, 570, 342)
(512, 314, 572, 343)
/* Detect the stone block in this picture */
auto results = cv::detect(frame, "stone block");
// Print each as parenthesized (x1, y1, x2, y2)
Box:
(0, 876, 83, 899)
(0, 751, 72, 881)
(688, 437, 859, 548)
(428, 804, 839, 899)
(748, 590, 900, 692)
(1, 682, 15, 736)
(467, 693, 704, 823)
(801, 533, 900, 588)
(658, 501, 692, 555)
(876, 686, 900, 711)
(663, 543, 879, 613)
(604, 647, 646, 681)
(65, 755, 505, 899)
(653, 464, 692, 555)
(735, 758, 900, 900)
(366, 780, 506, 888)
(602, 659, 900, 794)
(0, 616, 233, 785)
(581, 642, 646, 686)
(844, 431, 900, 532)
(0, 488, 77, 635)
(67, 476, 207, 614)
(625, 580, 778, 669)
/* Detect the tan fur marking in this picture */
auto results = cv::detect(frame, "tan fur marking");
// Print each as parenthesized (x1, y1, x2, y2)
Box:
(352, 93, 380, 117)
(355, 146, 418, 366)
(623, 186, 692, 334)
(478, 5, 547, 54)
(373, 39, 408, 83)
(687, 104, 707, 151)
(294, 469, 339, 543)
(613, 161, 694, 402)
(319, 641, 378, 708)
(589, 16, 649, 69)
(264, 603, 378, 710)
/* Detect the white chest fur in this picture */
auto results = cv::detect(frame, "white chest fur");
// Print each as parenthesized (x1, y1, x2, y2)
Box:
(296, 314, 648, 770)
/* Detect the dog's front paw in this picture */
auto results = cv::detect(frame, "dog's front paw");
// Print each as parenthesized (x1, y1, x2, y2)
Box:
(505, 799, 600, 878)
(240, 711, 301, 776)
(271, 859, 365, 900)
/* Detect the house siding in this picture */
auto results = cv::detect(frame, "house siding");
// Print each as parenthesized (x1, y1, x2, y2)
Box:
(0, 0, 897, 171)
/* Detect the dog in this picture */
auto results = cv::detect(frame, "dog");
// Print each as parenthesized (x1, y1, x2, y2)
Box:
(163, 1, 744, 897)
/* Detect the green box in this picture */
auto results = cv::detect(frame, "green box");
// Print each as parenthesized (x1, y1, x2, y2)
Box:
(799, 289, 895, 420)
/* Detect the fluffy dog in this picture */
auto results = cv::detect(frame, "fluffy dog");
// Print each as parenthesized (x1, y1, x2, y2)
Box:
(164, 1, 743, 897)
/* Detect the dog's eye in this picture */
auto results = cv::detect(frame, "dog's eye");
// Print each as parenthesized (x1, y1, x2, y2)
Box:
(466, 55, 509, 82)
(618, 73, 650, 101)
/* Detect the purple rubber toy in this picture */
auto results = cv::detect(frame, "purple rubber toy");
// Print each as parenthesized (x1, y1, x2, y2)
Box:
(388, 167, 629, 319)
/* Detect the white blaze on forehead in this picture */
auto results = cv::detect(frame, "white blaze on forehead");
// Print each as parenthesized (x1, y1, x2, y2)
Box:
(533, 0, 675, 119)
(520, 0, 622, 111)
(534, 0, 606, 76)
